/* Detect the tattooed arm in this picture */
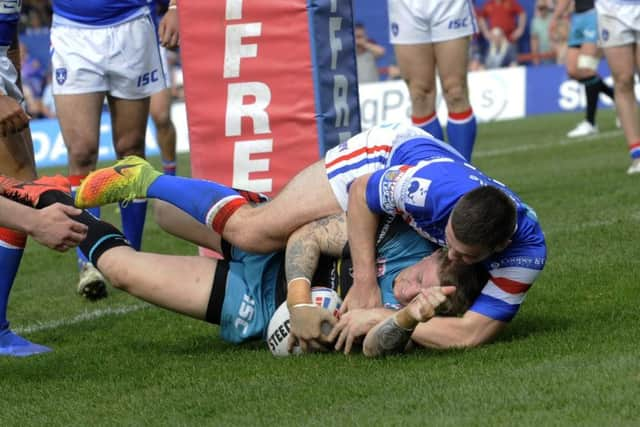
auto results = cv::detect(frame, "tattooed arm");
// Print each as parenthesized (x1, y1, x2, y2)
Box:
(285, 214, 347, 353)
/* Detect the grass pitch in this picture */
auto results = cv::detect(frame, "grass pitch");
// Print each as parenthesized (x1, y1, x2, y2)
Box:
(1, 110, 639, 426)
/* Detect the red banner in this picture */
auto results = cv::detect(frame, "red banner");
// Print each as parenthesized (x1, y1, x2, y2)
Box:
(179, 0, 359, 195)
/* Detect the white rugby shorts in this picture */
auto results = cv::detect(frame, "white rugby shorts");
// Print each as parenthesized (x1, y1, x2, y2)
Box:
(596, 0, 640, 47)
(388, 0, 478, 44)
(324, 123, 430, 210)
(50, 13, 167, 98)
(0, 46, 24, 108)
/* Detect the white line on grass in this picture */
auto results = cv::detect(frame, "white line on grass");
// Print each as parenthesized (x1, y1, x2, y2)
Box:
(474, 129, 623, 158)
(14, 303, 149, 334)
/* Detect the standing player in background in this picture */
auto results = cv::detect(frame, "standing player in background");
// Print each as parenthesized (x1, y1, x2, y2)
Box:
(550, 0, 615, 138)
(388, 0, 478, 161)
(151, 0, 178, 176)
(0, 0, 53, 356)
(595, 0, 640, 174)
(50, 0, 168, 298)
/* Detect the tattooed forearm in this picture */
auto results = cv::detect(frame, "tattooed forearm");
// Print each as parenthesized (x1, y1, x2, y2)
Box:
(364, 316, 413, 357)
(285, 214, 348, 282)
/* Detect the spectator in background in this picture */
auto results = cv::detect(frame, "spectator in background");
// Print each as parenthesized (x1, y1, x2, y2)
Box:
(595, 0, 640, 174)
(40, 72, 56, 118)
(484, 27, 518, 69)
(354, 22, 385, 84)
(478, 0, 527, 53)
(468, 34, 486, 71)
(553, 17, 570, 64)
(19, 42, 45, 118)
(388, 0, 478, 161)
(530, 0, 555, 65)
(551, 0, 615, 138)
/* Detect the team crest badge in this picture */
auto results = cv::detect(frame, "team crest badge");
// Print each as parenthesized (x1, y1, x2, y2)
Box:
(391, 22, 399, 37)
(601, 29, 609, 42)
(55, 68, 67, 85)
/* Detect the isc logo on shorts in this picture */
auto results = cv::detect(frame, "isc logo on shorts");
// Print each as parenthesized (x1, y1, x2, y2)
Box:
(137, 69, 159, 87)
(448, 17, 470, 30)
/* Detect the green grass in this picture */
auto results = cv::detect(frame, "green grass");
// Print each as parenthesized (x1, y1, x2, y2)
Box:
(2, 110, 640, 426)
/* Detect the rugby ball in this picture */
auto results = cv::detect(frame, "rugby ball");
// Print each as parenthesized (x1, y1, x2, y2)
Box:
(266, 287, 342, 357)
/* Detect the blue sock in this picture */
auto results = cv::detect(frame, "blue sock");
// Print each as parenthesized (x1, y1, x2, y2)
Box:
(120, 200, 148, 251)
(413, 113, 444, 141)
(446, 109, 477, 162)
(0, 228, 50, 356)
(162, 159, 177, 176)
(147, 175, 245, 231)
(0, 228, 25, 331)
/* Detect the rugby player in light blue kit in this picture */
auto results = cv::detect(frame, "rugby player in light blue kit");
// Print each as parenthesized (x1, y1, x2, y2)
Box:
(76, 123, 547, 353)
(0, 181, 481, 353)
(50, 0, 168, 299)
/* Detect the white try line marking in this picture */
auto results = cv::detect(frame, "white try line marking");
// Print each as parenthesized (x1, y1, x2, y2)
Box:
(474, 129, 623, 158)
(14, 303, 149, 334)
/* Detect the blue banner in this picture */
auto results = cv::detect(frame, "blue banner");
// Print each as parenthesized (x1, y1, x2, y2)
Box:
(308, 0, 361, 154)
(31, 112, 160, 169)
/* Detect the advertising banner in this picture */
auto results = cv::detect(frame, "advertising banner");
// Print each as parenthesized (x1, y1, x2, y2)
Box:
(178, 0, 360, 194)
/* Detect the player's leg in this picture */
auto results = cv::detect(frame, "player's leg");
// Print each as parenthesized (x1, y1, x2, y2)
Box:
(388, 0, 443, 141)
(77, 157, 341, 253)
(0, 129, 51, 356)
(55, 91, 108, 298)
(108, 95, 150, 252)
(434, 36, 476, 161)
(603, 44, 640, 172)
(393, 44, 442, 141)
(152, 200, 222, 252)
(150, 89, 177, 176)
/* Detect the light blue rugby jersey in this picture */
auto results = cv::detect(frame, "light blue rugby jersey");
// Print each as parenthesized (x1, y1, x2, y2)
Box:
(0, 1, 20, 46)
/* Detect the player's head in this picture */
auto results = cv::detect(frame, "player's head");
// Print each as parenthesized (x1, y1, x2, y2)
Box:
(446, 186, 517, 264)
(393, 249, 487, 315)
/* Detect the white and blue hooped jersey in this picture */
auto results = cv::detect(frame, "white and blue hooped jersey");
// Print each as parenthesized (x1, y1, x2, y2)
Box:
(363, 134, 546, 322)
(0, 1, 20, 47)
(52, 0, 151, 27)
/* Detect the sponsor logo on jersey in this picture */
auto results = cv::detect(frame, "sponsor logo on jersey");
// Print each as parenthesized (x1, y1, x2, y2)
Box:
(404, 177, 430, 207)
(55, 68, 67, 85)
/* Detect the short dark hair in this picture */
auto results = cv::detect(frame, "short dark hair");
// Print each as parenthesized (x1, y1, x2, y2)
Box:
(434, 249, 488, 316)
(450, 186, 517, 250)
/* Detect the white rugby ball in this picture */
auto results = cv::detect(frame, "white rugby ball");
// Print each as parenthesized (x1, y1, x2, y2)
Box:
(266, 287, 342, 357)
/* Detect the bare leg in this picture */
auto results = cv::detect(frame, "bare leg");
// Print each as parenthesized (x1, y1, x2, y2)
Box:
(603, 45, 640, 147)
(97, 246, 216, 320)
(394, 43, 437, 117)
(153, 200, 222, 252)
(150, 88, 177, 166)
(223, 160, 342, 252)
(108, 96, 149, 159)
(434, 37, 472, 114)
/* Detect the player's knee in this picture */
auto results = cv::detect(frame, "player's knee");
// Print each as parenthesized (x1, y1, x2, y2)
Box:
(67, 144, 99, 168)
(441, 83, 469, 111)
(114, 137, 145, 158)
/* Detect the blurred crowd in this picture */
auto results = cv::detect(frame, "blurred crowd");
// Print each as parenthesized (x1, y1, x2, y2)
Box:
(17, 0, 184, 119)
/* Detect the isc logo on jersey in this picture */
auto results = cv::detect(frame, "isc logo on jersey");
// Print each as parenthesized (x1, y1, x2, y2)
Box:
(266, 287, 342, 357)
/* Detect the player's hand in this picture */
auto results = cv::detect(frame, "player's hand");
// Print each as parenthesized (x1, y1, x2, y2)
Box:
(0, 95, 30, 137)
(328, 309, 385, 354)
(287, 305, 337, 353)
(28, 203, 88, 251)
(404, 286, 456, 323)
(158, 9, 180, 49)
(339, 276, 381, 314)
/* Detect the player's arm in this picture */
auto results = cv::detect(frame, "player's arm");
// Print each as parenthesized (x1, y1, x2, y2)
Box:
(159, 0, 180, 49)
(410, 311, 507, 349)
(0, 30, 30, 136)
(0, 195, 87, 251)
(362, 286, 456, 357)
(342, 173, 382, 313)
(285, 213, 347, 352)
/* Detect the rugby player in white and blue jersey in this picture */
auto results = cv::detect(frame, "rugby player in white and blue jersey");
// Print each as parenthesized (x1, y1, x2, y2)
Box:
(74, 122, 546, 352)
(50, 0, 167, 298)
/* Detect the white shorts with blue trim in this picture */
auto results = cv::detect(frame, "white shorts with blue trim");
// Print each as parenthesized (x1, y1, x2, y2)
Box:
(388, 0, 478, 44)
(50, 13, 167, 99)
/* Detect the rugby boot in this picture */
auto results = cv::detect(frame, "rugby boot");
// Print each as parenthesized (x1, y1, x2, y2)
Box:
(75, 156, 161, 208)
(0, 174, 71, 208)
